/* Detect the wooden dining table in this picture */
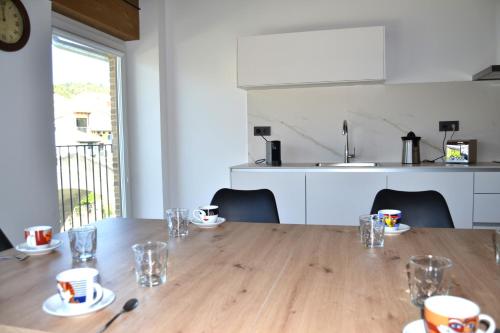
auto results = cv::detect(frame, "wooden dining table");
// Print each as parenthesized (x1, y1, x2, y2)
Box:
(0, 218, 498, 332)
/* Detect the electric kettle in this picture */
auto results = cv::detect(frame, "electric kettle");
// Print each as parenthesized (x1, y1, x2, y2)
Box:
(402, 131, 421, 164)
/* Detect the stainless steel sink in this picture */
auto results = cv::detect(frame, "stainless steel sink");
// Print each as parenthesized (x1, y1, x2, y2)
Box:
(315, 162, 378, 167)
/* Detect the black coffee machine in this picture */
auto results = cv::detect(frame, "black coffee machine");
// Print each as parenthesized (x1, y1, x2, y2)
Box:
(266, 141, 282, 166)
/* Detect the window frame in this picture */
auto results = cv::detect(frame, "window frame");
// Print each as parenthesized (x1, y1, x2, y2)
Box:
(52, 12, 131, 218)
(75, 117, 88, 132)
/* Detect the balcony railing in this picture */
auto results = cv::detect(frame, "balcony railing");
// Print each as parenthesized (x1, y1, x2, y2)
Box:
(56, 144, 118, 231)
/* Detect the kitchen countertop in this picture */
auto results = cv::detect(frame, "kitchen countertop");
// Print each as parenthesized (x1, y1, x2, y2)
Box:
(231, 162, 500, 172)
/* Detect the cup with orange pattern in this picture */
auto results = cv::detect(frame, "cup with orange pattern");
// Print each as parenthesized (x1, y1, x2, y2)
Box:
(424, 295, 496, 333)
(24, 226, 52, 248)
(56, 268, 103, 308)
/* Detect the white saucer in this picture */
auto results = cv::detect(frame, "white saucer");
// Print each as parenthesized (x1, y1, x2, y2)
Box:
(43, 287, 115, 317)
(402, 319, 424, 333)
(385, 223, 411, 235)
(190, 217, 226, 229)
(15, 239, 62, 255)
(402, 319, 487, 333)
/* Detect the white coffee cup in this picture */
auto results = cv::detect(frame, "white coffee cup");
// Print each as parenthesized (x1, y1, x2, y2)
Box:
(56, 268, 103, 308)
(424, 295, 496, 333)
(377, 209, 401, 230)
(193, 205, 219, 224)
(24, 225, 52, 248)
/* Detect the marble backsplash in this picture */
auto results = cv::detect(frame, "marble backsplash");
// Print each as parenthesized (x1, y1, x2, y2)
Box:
(247, 81, 500, 163)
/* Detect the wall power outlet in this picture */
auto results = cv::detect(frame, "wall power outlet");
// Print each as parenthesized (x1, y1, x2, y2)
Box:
(439, 121, 459, 132)
(254, 126, 271, 136)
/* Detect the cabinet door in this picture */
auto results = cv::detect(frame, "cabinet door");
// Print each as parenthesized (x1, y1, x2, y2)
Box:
(306, 172, 387, 226)
(231, 171, 305, 224)
(473, 172, 500, 225)
(473, 194, 500, 222)
(237, 26, 385, 88)
(387, 173, 473, 229)
(474, 172, 500, 193)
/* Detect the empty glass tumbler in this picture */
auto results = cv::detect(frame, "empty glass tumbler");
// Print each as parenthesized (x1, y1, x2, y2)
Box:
(132, 241, 168, 287)
(359, 214, 385, 248)
(408, 255, 453, 307)
(68, 224, 97, 262)
(166, 208, 189, 238)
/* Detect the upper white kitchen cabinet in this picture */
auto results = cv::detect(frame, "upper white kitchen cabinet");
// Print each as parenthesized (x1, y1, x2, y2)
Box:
(237, 26, 385, 88)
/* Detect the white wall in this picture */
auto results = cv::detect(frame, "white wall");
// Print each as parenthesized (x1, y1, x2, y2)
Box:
(0, 0, 59, 245)
(164, 0, 248, 208)
(497, 1, 500, 63)
(248, 82, 500, 163)
(125, 0, 166, 218)
(162, 0, 499, 209)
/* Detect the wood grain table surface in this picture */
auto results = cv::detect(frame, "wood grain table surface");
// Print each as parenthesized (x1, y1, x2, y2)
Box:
(0, 218, 498, 333)
(0, 324, 52, 333)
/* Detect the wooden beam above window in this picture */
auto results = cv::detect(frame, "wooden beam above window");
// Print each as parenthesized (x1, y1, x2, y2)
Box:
(123, 0, 139, 9)
(52, 0, 140, 41)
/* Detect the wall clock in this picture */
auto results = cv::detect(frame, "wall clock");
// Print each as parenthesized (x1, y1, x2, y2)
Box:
(0, 0, 30, 52)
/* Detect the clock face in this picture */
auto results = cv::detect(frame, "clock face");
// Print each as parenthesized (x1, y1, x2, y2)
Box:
(0, 0, 24, 43)
(0, 0, 30, 51)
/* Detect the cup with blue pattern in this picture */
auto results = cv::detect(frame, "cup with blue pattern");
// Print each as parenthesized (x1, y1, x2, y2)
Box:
(378, 209, 402, 231)
(56, 268, 103, 308)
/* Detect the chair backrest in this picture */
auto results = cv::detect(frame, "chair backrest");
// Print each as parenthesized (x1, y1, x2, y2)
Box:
(370, 189, 454, 228)
(210, 188, 280, 223)
(0, 228, 13, 252)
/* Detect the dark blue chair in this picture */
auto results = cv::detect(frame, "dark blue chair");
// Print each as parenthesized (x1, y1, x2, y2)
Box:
(210, 188, 280, 224)
(370, 189, 454, 228)
(0, 228, 13, 252)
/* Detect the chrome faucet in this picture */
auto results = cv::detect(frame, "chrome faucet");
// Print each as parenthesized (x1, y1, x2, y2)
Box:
(342, 120, 355, 163)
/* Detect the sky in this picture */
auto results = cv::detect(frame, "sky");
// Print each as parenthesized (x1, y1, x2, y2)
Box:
(52, 44, 110, 86)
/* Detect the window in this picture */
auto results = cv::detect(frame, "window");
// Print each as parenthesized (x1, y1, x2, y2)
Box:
(52, 31, 127, 230)
(76, 117, 88, 132)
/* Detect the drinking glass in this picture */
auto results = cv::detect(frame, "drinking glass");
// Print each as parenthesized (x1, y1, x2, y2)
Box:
(408, 255, 453, 307)
(166, 208, 189, 238)
(495, 229, 500, 265)
(132, 241, 168, 287)
(359, 214, 385, 248)
(68, 224, 97, 262)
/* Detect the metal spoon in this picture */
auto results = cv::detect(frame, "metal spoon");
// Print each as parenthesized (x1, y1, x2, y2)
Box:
(97, 298, 138, 333)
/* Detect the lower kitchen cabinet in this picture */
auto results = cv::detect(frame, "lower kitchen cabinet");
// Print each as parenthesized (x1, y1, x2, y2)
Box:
(230, 168, 494, 228)
(306, 172, 387, 225)
(387, 172, 473, 229)
(473, 172, 500, 226)
(231, 170, 305, 224)
(473, 194, 500, 223)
